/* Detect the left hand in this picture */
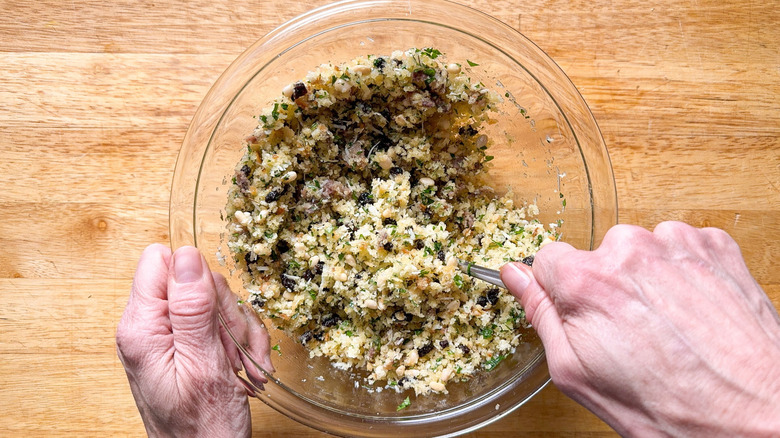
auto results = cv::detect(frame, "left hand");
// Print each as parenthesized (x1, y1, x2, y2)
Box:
(116, 245, 272, 437)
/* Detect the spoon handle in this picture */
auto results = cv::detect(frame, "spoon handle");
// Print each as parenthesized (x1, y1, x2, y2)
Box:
(457, 259, 506, 289)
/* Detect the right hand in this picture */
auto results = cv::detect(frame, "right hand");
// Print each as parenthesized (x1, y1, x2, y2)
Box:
(500, 222, 780, 437)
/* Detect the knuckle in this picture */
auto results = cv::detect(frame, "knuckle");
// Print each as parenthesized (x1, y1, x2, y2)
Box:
(653, 220, 694, 238)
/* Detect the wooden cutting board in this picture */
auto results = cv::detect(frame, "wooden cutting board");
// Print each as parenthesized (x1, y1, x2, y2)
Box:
(0, 0, 777, 436)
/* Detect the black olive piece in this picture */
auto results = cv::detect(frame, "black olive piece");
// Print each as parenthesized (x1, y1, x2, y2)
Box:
(303, 270, 314, 281)
(383, 218, 397, 226)
(476, 295, 488, 307)
(244, 251, 257, 265)
(439, 340, 449, 348)
(313, 330, 325, 341)
(281, 274, 296, 291)
(380, 109, 392, 122)
(314, 261, 325, 275)
(265, 186, 285, 203)
(398, 377, 409, 387)
(355, 273, 363, 279)
(373, 57, 386, 70)
(250, 296, 266, 308)
(389, 166, 404, 175)
(383, 242, 394, 252)
(404, 312, 414, 322)
(458, 125, 478, 137)
(321, 313, 341, 328)
(276, 239, 290, 253)
(437, 250, 445, 262)
(291, 81, 308, 100)
(459, 345, 471, 355)
(521, 255, 535, 266)
(418, 343, 434, 358)
(357, 191, 373, 205)
(415, 240, 425, 250)
(375, 134, 393, 151)
(487, 288, 500, 305)
(357, 101, 372, 114)
(393, 58, 403, 67)
(240, 164, 252, 177)
(300, 331, 314, 344)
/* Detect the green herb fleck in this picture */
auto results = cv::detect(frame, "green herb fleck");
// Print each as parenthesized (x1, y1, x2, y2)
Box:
(484, 155, 494, 162)
(421, 48, 442, 59)
(397, 396, 411, 411)
(272, 344, 281, 355)
(453, 274, 464, 288)
(467, 60, 479, 67)
(483, 354, 507, 371)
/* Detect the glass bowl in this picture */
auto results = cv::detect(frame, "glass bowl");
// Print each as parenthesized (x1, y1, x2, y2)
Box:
(170, 0, 617, 436)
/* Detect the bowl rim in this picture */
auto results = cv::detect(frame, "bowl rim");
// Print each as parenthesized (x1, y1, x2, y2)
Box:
(170, 0, 617, 435)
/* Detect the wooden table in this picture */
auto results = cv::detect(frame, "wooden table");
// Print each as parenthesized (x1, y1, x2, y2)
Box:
(1, 0, 777, 436)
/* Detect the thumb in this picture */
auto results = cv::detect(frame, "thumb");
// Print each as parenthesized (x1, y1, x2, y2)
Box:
(500, 262, 564, 347)
(167, 246, 227, 367)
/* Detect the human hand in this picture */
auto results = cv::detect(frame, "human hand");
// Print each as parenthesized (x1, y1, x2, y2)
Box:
(500, 222, 780, 437)
(116, 245, 273, 437)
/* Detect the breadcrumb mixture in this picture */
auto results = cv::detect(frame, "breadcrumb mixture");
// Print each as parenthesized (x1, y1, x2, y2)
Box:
(226, 48, 556, 395)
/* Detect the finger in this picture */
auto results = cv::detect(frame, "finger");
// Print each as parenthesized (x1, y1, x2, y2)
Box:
(117, 244, 172, 366)
(529, 241, 579, 304)
(212, 273, 244, 373)
(124, 244, 173, 328)
(238, 300, 275, 375)
(167, 246, 229, 369)
(500, 262, 585, 396)
(501, 262, 561, 335)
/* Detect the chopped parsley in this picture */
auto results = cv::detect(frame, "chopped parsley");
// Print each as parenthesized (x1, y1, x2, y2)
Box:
(483, 354, 507, 371)
(397, 396, 411, 411)
(453, 274, 464, 288)
(467, 60, 479, 67)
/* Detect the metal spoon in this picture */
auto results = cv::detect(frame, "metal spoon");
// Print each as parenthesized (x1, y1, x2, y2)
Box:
(457, 256, 534, 289)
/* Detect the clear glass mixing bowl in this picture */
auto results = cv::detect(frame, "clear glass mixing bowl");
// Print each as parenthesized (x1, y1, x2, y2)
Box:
(170, 0, 617, 436)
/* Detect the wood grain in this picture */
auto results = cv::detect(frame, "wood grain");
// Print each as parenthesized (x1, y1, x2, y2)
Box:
(0, 0, 778, 436)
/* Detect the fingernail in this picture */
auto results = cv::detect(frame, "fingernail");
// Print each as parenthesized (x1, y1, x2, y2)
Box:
(173, 247, 203, 284)
(500, 263, 531, 296)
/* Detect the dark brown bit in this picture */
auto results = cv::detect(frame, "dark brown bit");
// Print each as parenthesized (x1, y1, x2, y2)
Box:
(458, 125, 478, 137)
(389, 166, 404, 175)
(383, 241, 394, 252)
(521, 255, 534, 266)
(459, 345, 471, 355)
(487, 288, 500, 305)
(281, 274, 296, 291)
(300, 330, 314, 344)
(240, 164, 252, 177)
(398, 376, 409, 387)
(439, 340, 449, 348)
(302, 270, 314, 281)
(321, 313, 341, 328)
(276, 239, 290, 253)
(244, 251, 257, 265)
(418, 343, 434, 357)
(437, 250, 445, 262)
(373, 57, 386, 70)
(415, 240, 425, 250)
(265, 186, 285, 203)
(314, 261, 325, 275)
(357, 191, 373, 205)
(250, 296, 266, 308)
(291, 81, 307, 100)
(383, 218, 397, 226)
(476, 295, 488, 307)
(404, 312, 414, 322)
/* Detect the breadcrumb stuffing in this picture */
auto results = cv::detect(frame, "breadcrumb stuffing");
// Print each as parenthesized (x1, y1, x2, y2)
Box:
(226, 48, 556, 396)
